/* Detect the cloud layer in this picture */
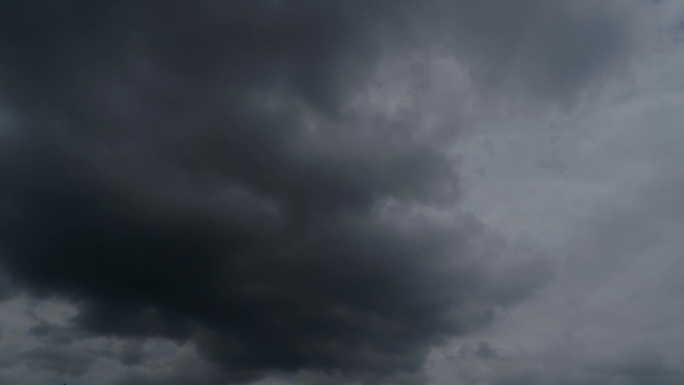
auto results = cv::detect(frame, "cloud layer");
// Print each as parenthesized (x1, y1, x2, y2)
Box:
(0, 1, 633, 384)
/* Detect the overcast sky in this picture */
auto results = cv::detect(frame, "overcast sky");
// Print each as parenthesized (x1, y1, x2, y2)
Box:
(1, 1, 683, 385)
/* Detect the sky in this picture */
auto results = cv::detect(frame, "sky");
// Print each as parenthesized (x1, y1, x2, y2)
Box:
(0, 1, 683, 384)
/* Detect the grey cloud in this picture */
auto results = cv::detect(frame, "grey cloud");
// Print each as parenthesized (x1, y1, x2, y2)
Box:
(119, 341, 147, 366)
(20, 346, 93, 377)
(587, 348, 682, 385)
(423, 0, 631, 103)
(28, 320, 89, 346)
(432, 13, 684, 384)
(432, 342, 684, 385)
(111, 346, 232, 385)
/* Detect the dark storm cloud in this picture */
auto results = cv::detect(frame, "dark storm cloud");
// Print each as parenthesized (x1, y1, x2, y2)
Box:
(0, 267, 15, 300)
(0, 1, 626, 383)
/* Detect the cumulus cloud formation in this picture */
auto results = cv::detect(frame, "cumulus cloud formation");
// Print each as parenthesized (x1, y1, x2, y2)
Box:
(0, 1, 635, 384)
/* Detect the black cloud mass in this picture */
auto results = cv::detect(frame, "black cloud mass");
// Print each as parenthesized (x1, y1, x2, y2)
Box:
(0, 1, 625, 384)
